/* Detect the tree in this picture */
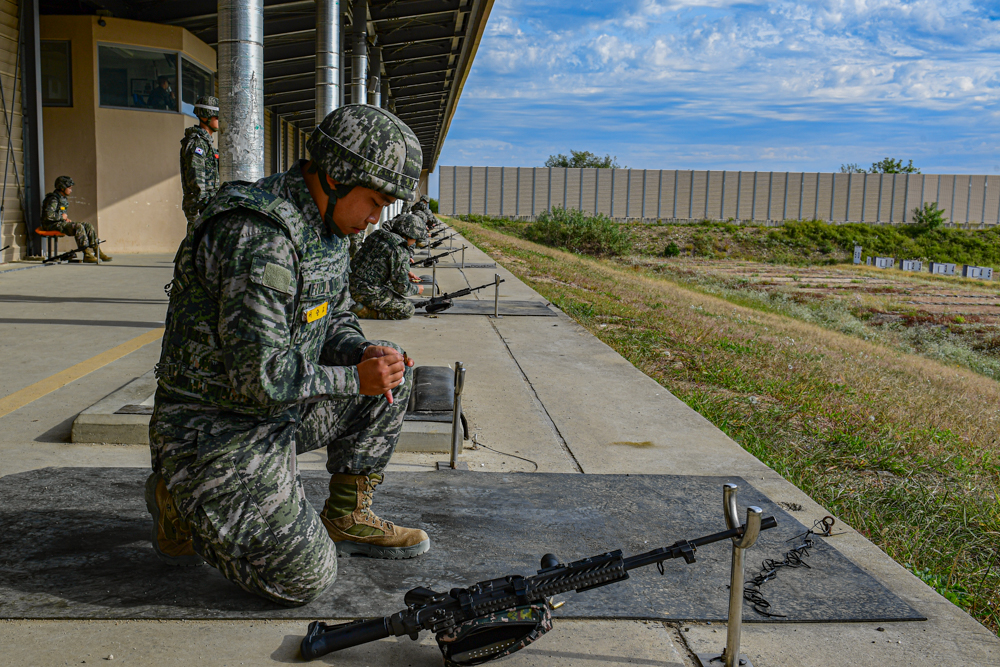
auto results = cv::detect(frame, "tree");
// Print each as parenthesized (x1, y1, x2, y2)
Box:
(911, 202, 946, 229)
(840, 163, 866, 173)
(869, 158, 920, 174)
(545, 150, 624, 169)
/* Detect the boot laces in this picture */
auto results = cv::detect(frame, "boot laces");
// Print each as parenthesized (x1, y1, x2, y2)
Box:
(360, 477, 394, 531)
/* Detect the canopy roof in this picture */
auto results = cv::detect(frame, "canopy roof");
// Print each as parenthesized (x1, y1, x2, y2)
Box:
(40, 0, 494, 171)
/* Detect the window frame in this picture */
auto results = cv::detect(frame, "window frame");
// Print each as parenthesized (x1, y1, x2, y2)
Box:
(179, 55, 215, 119)
(40, 40, 73, 108)
(97, 42, 211, 115)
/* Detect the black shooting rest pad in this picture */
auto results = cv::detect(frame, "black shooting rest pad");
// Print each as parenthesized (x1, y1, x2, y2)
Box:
(0, 468, 923, 623)
(411, 299, 558, 317)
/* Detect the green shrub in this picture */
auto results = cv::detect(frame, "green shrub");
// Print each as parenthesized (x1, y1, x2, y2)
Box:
(663, 241, 681, 257)
(523, 207, 631, 256)
(911, 202, 946, 229)
(429, 198, 439, 214)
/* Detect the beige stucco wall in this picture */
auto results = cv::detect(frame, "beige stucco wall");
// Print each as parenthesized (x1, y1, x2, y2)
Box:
(41, 16, 216, 254)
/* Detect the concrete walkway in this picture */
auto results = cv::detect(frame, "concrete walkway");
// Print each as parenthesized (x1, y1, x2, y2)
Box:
(0, 242, 997, 666)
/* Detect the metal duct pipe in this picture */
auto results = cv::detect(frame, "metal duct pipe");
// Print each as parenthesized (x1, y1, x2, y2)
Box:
(351, 0, 368, 104)
(339, 22, 348, 107)
(315, 0, 340, 120)
(218, 0, 264, 181)
(368, 45, 381, 107)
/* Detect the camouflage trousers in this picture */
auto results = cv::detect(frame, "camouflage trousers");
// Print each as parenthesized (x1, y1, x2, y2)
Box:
(147, 363, 412, 606)
(39, 219, 97, 250)
(351, 291, 416, 320)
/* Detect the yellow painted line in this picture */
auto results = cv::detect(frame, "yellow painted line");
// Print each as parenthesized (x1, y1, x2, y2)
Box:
(0, 328, 164, 419)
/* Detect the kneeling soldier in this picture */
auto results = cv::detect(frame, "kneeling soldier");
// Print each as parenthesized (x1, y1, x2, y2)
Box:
(40, 176, 112, 263)
(147, 104, 428, 607)
(350, 213, 427, 320)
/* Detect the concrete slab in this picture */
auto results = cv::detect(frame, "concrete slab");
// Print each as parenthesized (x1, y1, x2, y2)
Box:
(1, 240, 998, 666)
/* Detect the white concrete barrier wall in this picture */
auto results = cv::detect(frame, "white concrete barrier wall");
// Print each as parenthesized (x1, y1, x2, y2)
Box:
(439, 167, 1000, 225)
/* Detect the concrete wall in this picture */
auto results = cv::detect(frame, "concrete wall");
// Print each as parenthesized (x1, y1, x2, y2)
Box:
(440, 166, 1000, 227)
(41, 15, 216, 253)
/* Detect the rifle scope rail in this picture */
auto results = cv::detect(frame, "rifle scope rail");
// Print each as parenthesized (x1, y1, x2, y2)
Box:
(300, 516, 777, 661)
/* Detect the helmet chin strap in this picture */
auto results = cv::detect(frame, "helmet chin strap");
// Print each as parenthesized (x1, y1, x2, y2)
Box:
(307, 162, 355, 235)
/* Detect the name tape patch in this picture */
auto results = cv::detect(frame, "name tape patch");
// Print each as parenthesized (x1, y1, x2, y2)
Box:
(305, 301, 328, 323)
(261, 262, 293, 294)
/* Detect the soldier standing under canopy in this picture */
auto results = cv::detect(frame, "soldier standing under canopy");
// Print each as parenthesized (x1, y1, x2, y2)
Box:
(39, 176, 112, 263)
(179, 96, 221, 231)
(350, 213, 427, 320)
(147, 104, 429, 606)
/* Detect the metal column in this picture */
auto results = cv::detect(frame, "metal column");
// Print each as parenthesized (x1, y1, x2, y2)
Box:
(20, 0, 44, 256)
(351, 0, 368, 105)
(368, 45, 381, 107)
(218, 0, 264, 182)
(315, 0, 340, 120)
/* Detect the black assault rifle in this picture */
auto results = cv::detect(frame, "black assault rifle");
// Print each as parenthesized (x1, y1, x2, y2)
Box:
(300, 516, 777, 662)
(44, 239, 105, 264)
(413, 278, 505, 313)
(428, 224, 452, 238)
(415, 246, 462, 268)
(425, 232, 459, 250)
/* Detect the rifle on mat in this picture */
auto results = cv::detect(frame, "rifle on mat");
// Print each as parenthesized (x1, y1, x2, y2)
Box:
(413, 279, 505, 314)
(44, 239, 105, 265)
(300, 515, 778, 664)
(414, 246, 462, 268)
(428, 224, 452, 238)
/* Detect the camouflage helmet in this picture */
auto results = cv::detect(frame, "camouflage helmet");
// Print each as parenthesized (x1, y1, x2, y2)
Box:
(193, 96, 220, 121)
(390, 213, 427, 243)
(419, 194, 430, 203)
(306, 104, 423, 202)
(54, 175, 74, 191)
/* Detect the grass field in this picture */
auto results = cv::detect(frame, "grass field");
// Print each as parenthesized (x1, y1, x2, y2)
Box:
(449, 216, 1000, 635)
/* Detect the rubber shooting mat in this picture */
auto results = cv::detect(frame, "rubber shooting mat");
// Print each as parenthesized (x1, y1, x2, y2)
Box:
(0, 468, 924, 623)
(412, 300, 558, 317)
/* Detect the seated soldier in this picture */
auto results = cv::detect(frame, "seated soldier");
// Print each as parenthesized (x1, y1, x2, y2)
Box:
(350, 213, 427, 320)
(39, 176, 112, 263)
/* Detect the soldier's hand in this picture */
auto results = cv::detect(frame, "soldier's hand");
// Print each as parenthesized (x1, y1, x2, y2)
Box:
(358, 346, 413, 401)
(408, 271, 420, 282)
(61, 213, 69, 221)
(417, 285, 424, 295)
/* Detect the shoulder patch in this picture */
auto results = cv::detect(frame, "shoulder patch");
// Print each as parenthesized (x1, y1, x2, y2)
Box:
(194, 147, 205, 156)
(261, 262, 293, 294)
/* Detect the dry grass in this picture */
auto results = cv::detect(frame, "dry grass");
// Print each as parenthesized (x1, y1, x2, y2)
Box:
(450, 217, 1000, 635)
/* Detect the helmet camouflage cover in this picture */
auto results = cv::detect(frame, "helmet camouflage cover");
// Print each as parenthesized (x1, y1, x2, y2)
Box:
(194, 96, 220, 120)
(306, 104, 423, 203)
(390, 213, 427, 243)
(54, 175, 74, 190)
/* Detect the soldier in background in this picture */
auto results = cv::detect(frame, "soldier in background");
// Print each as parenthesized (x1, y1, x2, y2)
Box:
(350, 213, 427, 320)
(411, 194, 440, 230)
(39, 176, 111, 263)
(147, 104, 428, 607)
(179, 96, 221, 231)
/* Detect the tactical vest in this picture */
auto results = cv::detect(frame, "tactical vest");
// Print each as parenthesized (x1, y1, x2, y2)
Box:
(156, 178, 348, 416)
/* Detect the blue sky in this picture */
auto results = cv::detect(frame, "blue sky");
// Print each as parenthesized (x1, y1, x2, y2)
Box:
(430, 0, 1000, 196)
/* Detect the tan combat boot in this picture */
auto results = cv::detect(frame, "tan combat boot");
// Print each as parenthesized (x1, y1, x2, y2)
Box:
(320, 473, 430, 559)
(97, 248, 113, 262)
(144, 473, 202, 566)
(82, 247, 98, 263)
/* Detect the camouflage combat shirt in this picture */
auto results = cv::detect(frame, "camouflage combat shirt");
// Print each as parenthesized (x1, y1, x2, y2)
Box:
(155, 158, 368, 428)
(349, 228, 420, 304)
(180, 125, 220, 221)
(41, 191, 69, 224)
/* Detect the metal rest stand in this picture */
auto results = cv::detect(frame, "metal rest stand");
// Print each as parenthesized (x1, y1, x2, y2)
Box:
(696, 483, 763, 667)
(488, 273, 502, 319)
(437, 361, 469, 471)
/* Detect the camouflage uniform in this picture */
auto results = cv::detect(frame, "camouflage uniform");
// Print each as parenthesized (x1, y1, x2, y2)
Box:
(349, 228, 421, 320)
(40, 191, 97, 250)
(179, 125, 220, 228)
(149, 160, 412, 606)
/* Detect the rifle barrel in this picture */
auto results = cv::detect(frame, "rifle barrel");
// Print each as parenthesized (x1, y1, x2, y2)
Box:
(623, 516, 777, 571)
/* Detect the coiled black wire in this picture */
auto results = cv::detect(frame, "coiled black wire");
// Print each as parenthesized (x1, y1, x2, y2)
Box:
(743, 517, 834, 617)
